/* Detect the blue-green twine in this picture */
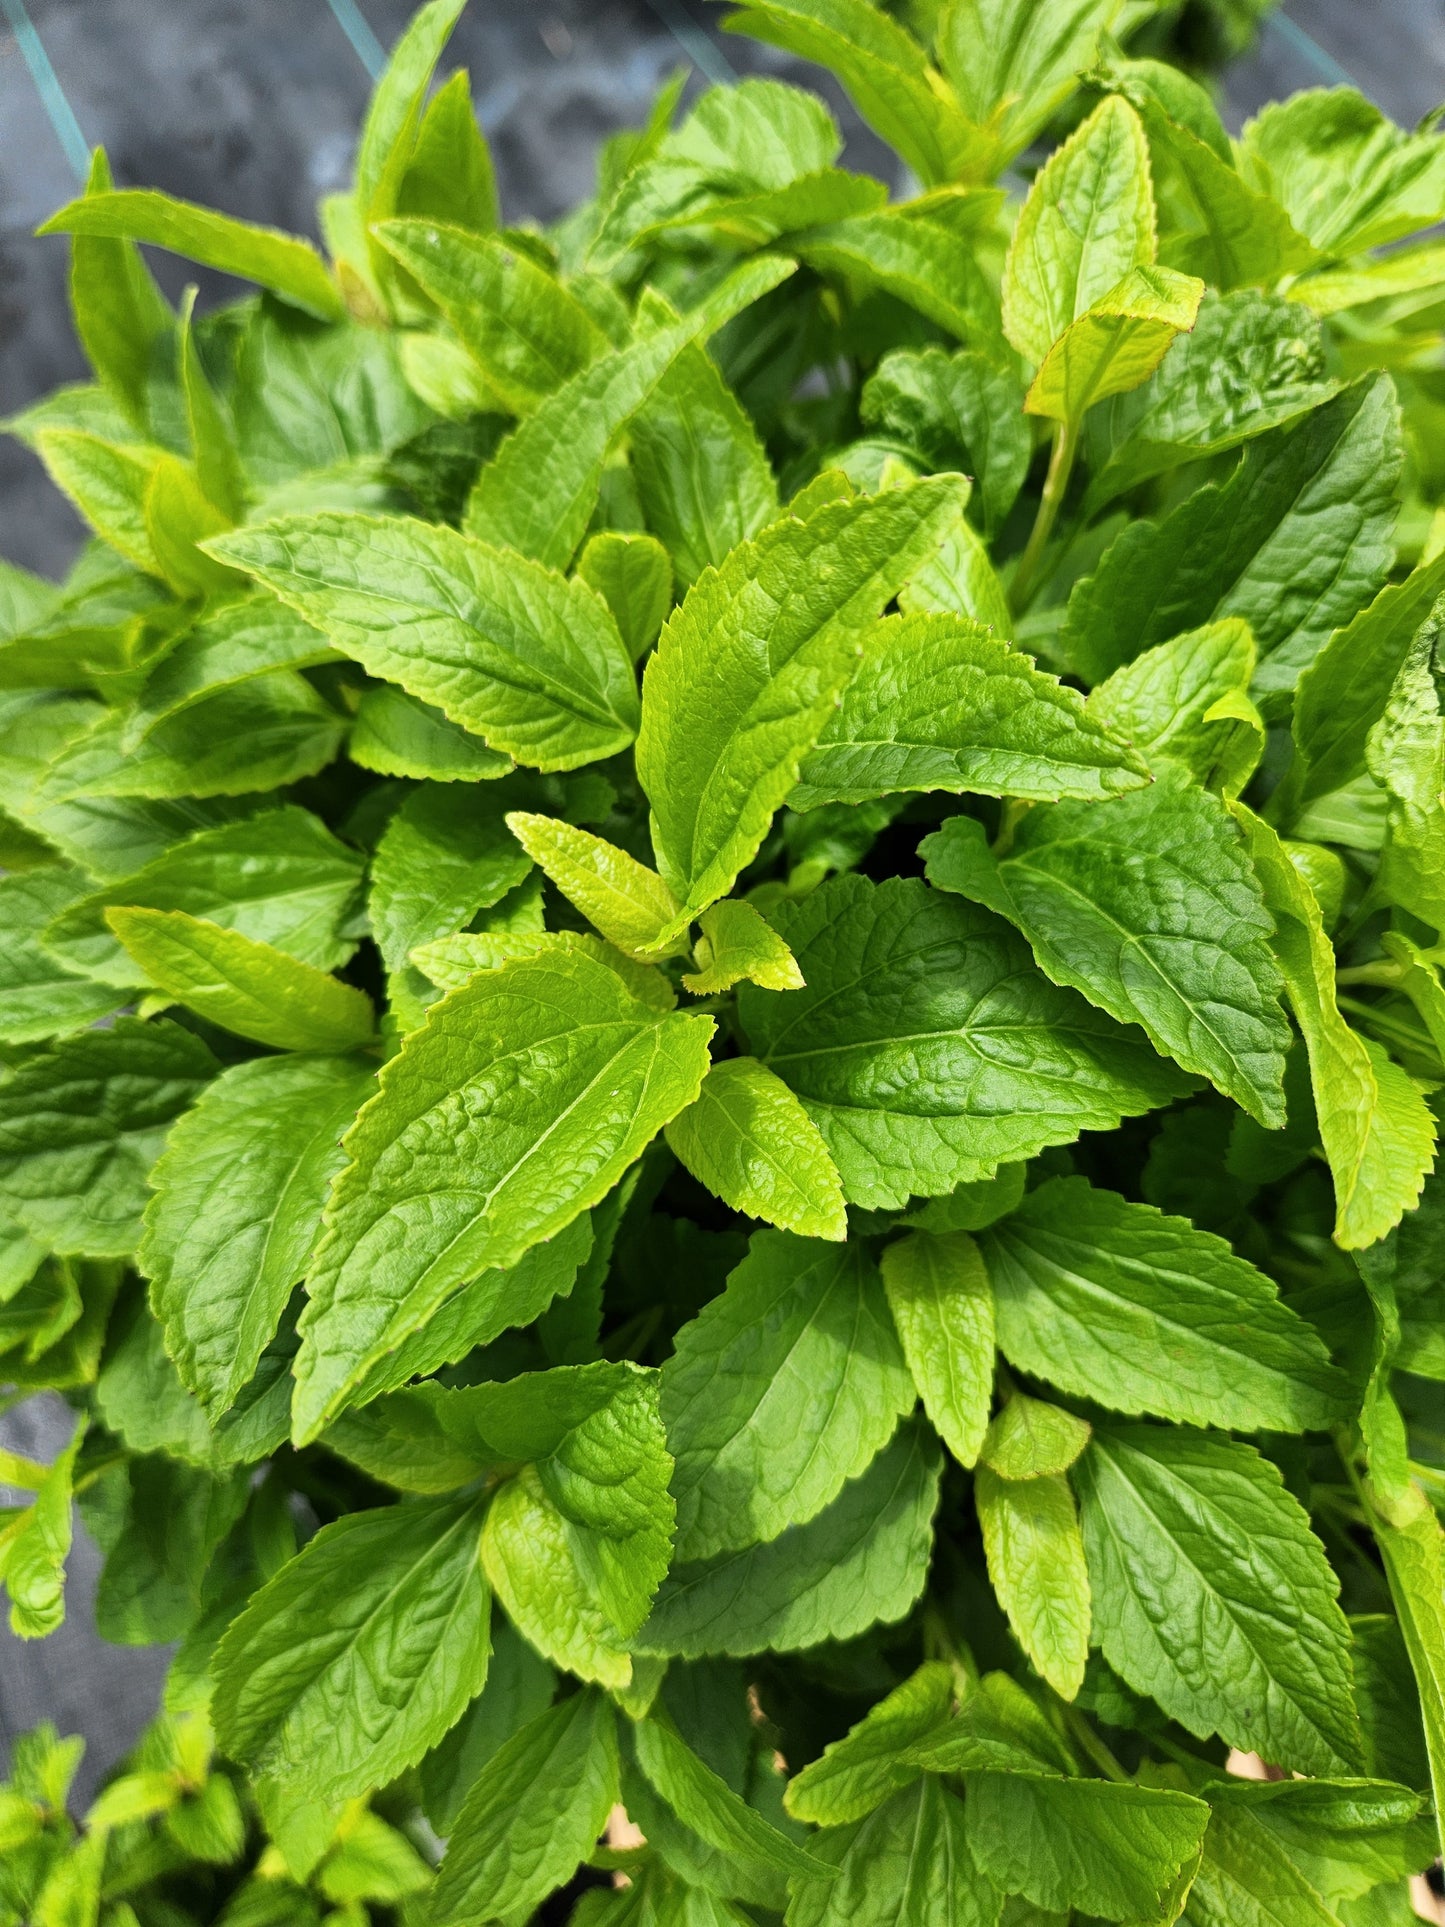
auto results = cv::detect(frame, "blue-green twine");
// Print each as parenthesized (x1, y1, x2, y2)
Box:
(1, 0, 89, 181)
(325, 0, 386, 81)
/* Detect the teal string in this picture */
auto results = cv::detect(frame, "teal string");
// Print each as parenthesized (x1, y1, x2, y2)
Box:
(1268, 9, 1360, 94)
(325, 0, 386, 81)
(1, 0, 89, 180)
(642, 0, 737, 86)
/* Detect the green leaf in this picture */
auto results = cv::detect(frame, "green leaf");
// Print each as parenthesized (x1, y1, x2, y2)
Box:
(484, 1468, 634, 1687)
(43, 805, 364, 989)
(0, 1420, 84, 1640)
(505, 810, 684, 961)
(431, 1693, 618, 1925)
(33, 428, 166, 576)
(1370, 1502, 1445, 1860)
(105, 908, 377, 1053)
(1025, 264, 1204, 425)
(375, 220, 606, 413)
(664, 1058, 847, 1241)
(638, 479, 968, 928)
(899, 508, 1014, 639)
(371, 784, 532, 975)
(209, 512, 641, 773)
(419, 1620, 554, 1835)
(1365, 599, 1445, 933)
(662, 1231, 912, 1559)
(0, 865, 128, 1044)
(964, 1771, 1208, 1923)
(1085, 617, 1260, 793)
(349, 684, 512, 782)
(1064, 375, 1402, 703)
(633, 1717, 831, 1881)
(1234, 803, 1436, 1247)
(631, 345, 779, 590)
(638, 1420, 941, 1656)
(976, 1468, 1090, 1700)
(0, 1018, 215, 1257)
(1084, 289, 1337, 508)
(124, 598, 336, 740)
(38, 191, 343, 321)
(740, 874, 1188, 1210)
(67, 148, 172, 430)
(722, 0, 984, 188)
(879, 1229, 994, 1469)
(980, 1392, 1090, 1481)
(786, 1777, 997, 1927)
(396, 68, 499, 234)
(1002, 96, 1156, 367)
(352, 0, 469, 253)
(923, 767, 1291, 1125)
(577, 532, 673, 662)
(861, 346, 1030, 535)
(212, 1492, 490, 1802)
(936, 0, 1118, 167)
(1287, 551, 1445, 815)
(177, 289, 246, 523)
(681, 900, 804, 995)
(795, 212, 1004, 351)
(1239, 87, 1445, 256)
(144, 452, 237, 598)
(1075, 1419, 1361, 1774)
(293, 937, 714, 1440)
(792, 611, 1150, 811)
(463, 256, 796, 569)
(784, 1662, 953, 1827)
(978, 1175, 1348, 1431)
(140, 1053, 372, 1416)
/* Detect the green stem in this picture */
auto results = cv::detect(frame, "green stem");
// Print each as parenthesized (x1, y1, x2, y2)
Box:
(1336, 961, 1405, 988)
(1010, 416, 1080, 615)
(1059, 1702, 1129, 1783)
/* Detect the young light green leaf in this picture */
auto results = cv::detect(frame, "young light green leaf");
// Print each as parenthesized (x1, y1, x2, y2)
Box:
(1002, 96, 1156, 367)
(0, 1019, 215, 1258)
(638, 1420, 941, 1657)
(177, 288, 246, 522)
(976, 1467, 1090, 1701)
(980, 1392, 1091, 1481)
(349, 684, 512, 783)
(38, 191, 343, 321)
(212, 1493, 491, 1802)
(681, 901, 803, 996)
(722, 0, 985, 188)
(964, 1771, 1207, 1924)
(33, 429, 164, 576)
(105, 908, 376, 1053)
(577, 532, 673, 662)
(899, 509, 1013, 639)
(140, 1053, 372, 1416)
(463, 256, 796, 569)
(208, 512, 640, 773)
(783, 1662, 953, 1827)
(505, 810, 685, 961)
(631, 345, 779, 590)
(1025, 264, 1204, 424)
(879, 1229, 994, 1469)
(792, 611, 1150, 811)
(923, 768, 1291, 1126)
(293, 938, 714, 1440)
(740, 874, 1188, 1210)
(374, 220, 605, 413)
(484, 1468, 634, 1688)
(1064, 374, 1402, 702)
(664, 1058, 847, 1242)
(861, 346, 1030, 535)
(68, 147, 172, 430)
(795, 212, 1004, 351)
(937, 0, 1119, 166)
(431, 1694, 618, 1926)
(0, 865, 128, 1044)
(1075, 1420, 1361, 1774)
(396, 68, 499, 234)
(638, 480, 967, 927)
(661, 1231, 912, 1558)
(1086, 617, 1258, 791)
(978, 1175, 1349, 1431)
(0, 1420, 84, 1640)
(1371, 1500, 1445, 1859)
(1235, 802, 1436, 1247)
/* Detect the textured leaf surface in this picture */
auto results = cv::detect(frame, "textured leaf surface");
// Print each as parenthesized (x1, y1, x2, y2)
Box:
(784, 1662, 953, 1827)
(787, 1778, 997, 1927)
(793, 612, 1149, 810)
(661, 1231, 913, 1558)
(664, 1058, 847, 1242)
(294, 938, 714, 1439)
(638, 1421, 941, 1656)
(880, 1229, 994, 1468)
(976, 1467, 1090, 1700)
(0, 865, 127, 1043)
(639, 480, 966, 924)
(1076, 1420, 1360, 1774)
(979, 1175, 1348, 1431)
(740, 875, 1188, 1210)
(923, 769, 1290, 1125)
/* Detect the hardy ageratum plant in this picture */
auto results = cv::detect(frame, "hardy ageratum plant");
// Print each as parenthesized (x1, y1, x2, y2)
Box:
(7, 0, 1445, 1918)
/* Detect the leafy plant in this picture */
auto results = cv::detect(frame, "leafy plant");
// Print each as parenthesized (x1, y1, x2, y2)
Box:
(4, 0, 1445, 1920)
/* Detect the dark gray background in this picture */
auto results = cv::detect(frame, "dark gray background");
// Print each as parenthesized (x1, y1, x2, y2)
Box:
(0, 0, 1441, 1806)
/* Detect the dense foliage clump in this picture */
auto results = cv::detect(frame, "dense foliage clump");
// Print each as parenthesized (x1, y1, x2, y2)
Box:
(7, 0, 1445, 1919)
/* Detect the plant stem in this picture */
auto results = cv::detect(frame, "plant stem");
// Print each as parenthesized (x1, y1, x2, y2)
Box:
(1010, 416, 1080, 615)
(1059, 1702, 1129, 1783)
